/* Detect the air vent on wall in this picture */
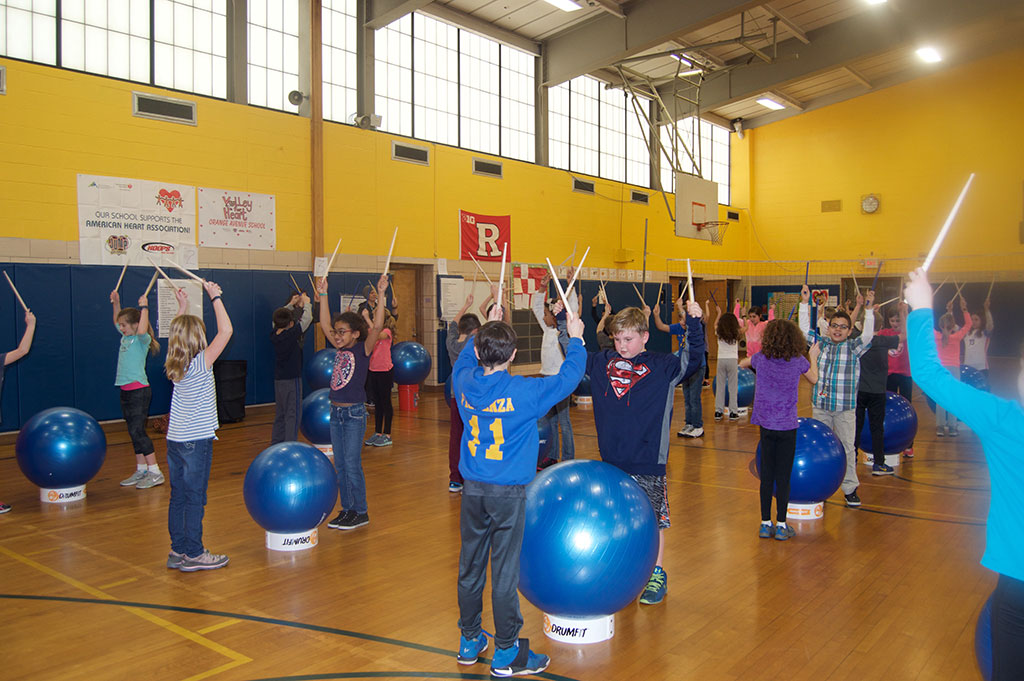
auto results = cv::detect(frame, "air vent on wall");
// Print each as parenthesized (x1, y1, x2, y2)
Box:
(573, 177, 595, 195)
(821, 199, 842, 213)
(727, 210, 740, 221)
(473, 158, 503, 179)
(0, 65, 6, 95)
(132, 91, 197, 125)
(631, 190, 649, 205)
(392, 141, 430, 166)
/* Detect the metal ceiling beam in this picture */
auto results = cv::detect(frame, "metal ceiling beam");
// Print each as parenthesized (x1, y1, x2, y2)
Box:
(543, 0, 769, 86)
(764, 5, 808, 45)
(365, 0, 433, 30)
(418, 3, 541, 56)
(654, 0, 1019, 121)
(581, 0, 626, 20)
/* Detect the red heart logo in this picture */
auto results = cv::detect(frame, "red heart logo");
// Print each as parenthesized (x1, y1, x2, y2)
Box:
(158, 189, 182, 212)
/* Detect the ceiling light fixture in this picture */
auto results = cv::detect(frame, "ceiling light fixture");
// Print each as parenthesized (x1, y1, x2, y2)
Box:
(756, 97, 785, 110)
(542, 0, 582, 11)
(670, 54, 693, 67)
(677, 69, 702, 78)
(916, 46, 942, 63)
(865, 0, 887, 5)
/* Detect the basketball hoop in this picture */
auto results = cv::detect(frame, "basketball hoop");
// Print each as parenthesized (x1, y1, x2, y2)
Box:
(697, 221, 729, 245)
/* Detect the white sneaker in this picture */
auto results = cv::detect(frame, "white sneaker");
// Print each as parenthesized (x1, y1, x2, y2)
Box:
(676, 425, 694, 438)
(120, 469, 147, 486)
(136, 471, 165, 489)
(683, 426, 705, 438)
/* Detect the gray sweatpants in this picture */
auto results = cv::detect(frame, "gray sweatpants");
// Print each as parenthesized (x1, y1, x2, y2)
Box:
(812, 407, 859, 495)
(715, 358, 739, 412)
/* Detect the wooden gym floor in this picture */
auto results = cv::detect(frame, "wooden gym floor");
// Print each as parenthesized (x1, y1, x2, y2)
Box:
(0, 364, 999, 681)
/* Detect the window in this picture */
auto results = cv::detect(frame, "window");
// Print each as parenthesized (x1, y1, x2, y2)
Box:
(547, 74, 651, 186)
(154, 0, 227, 98)
(374, 12, 412, 136)
(248, 0, 300, 112)
(412, 12, 457, 145)
(659, 116, 731, 205)
(1, 0, 57, 65)
(373, 12, 535, 159)
(61, 0, 150, 81)
(322, 0, 357, 123)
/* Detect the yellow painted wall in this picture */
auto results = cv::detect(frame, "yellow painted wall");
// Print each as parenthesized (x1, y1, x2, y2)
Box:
(0, 57, 748, 270)
(0, 59, 312, 251)
(748, 47, 1024, 263)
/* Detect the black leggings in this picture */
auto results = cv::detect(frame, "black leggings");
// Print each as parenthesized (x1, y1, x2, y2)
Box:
(993, 574, 1024, 681)
(759, 426, 796, 522)
(120, 386, 154, 455)
(367, 370, 393, 435)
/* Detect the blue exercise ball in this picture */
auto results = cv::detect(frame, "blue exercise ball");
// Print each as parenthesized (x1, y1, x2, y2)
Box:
(859, 392, 918, 454)
(713, 367, 755, 407)
(391, 341, 432, 385)
(574, 373, 592, 396)
(520, 460, 659, 617)
(961, 365, 990, 392)
(300, 388, 332, 446)
(756, 417, 845, 503)
(444, 373, 454, 408)
(243, 442, 338, 533)
(16, 407, 107, 489)
(537, 419, 552, 461)
(305, 348, 336, 391)
(975, 593, 993, 681)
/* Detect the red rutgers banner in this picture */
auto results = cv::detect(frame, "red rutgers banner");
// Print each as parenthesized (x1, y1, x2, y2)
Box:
(460, 210, 511, 262)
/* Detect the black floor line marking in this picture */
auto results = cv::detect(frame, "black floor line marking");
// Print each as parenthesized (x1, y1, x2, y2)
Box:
(0, 594, 583, 681)
(824, 500, 985, 526)
(893, 474, 989, 492)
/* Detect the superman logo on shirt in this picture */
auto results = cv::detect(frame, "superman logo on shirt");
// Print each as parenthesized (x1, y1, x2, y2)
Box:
(606, 357, 650, 399)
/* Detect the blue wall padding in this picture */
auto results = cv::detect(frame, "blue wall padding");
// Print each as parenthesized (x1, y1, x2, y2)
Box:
(0, 264, 379, 432)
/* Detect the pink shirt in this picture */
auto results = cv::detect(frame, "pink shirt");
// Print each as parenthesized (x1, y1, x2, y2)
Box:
(934, 315, 972, 368)
(736, 303, 774, 355)
(369, 329, 394, 372)
(878, 328, 909, 376)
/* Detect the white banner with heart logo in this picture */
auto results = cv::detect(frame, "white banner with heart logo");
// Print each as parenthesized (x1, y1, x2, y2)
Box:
(197, 186, 276, 250)
(77, 174, 197, 266)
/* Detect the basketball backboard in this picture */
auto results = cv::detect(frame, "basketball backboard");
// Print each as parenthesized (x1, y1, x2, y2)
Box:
(674, 173, 719, 242)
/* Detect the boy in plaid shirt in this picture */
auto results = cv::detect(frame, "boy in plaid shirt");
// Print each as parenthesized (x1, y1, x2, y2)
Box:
(798, 285, 875, 506)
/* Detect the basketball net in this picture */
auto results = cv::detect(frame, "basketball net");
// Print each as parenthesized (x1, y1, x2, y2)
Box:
(697, 221, 729, 246)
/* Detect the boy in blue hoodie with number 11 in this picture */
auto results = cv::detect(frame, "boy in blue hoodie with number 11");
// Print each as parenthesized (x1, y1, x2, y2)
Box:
(452, 304, 586, 678)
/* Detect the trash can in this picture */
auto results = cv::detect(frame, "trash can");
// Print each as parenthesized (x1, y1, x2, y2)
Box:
(397, 384, 419, 411)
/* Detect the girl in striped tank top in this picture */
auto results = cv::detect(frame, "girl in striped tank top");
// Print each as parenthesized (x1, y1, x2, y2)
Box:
(163, 281, 233, 572)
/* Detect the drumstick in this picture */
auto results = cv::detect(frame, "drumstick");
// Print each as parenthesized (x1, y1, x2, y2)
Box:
(383, 227, 398, 277)
(307, 274, 316, 290)
(851, 268, 860, 296)
(496, 243, 507, 314)
(3, 271, 28, 311)
(686, 258, 694, 305)
(565, 246, 590, 292)
(545, 258, 574, 321)
(923, 173, 975, 271)
(164, 257, 205, 284)
(870, 261, 883, 291)
(632, 283, 645, 306)
(933, 275, 949, 295)
(986, 275, 996, 300)
(654, 283, 664, 309)
(289, 274, 301, 293)
(322, 238, 342, 280)
(114, 261, 128, 292)
(804, 261, 810, 286)
(469, 254, 494, 286)
(147, 258, 176, 288)
(876, 295, 901, 308)
(143, 271, 159, 297)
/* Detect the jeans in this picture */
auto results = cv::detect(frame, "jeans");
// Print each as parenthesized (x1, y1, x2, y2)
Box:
(271, 378, 301, 444)
(936, 365, 960, 428)
(166, 438, 214, 558)
(543, 397, 575, 461)
(458, 480, 526, 649)
(120, 386, 154, 455)
(683, 362, 705, 428)
(330, 403, 369, 514)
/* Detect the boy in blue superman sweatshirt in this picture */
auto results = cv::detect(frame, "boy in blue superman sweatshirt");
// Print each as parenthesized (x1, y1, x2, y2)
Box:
(452, 307, 585, 678)
(586, 300, 705, 606)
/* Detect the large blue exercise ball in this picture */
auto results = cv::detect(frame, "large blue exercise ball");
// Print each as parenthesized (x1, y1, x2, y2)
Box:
(391, 341, 432, 385)
(756, 417, 845, 503)
(975, 593, 993, 681)
(961, 366, 990, 392)
(713, 367, 755, 407)
(244, 442, 338, 533)
(300, 388, 332, 446)
(520, 460, 659, 617)
(305, 348, 336, 391)
(574, 373, 592, 396)
(16, 407, 107, 489)
(859, 392, 918, 454)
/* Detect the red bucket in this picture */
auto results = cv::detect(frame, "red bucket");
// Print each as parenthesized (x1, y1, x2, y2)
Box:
(398, 384, 419, 411)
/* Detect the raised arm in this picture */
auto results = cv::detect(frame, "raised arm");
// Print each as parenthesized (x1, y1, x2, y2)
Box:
(110, 290, 122, 325)
(478, 288, 493, 319)
(797, 285, 811, 339)
(317, 279, 340, 348)
(455, 291, 474, 322)
(651, 302, 672, 333)
(175, 287, 189, 317)
(531, 283, 547, 329)
(4, 310, 36, 365)
(137, 294, 150, 337)
(202, 281, 233, 365)
(298, 292, 313, 331)
(363, 273, 388, 354)
(803, 343, 820, 384)
(596, 303, 611, 335)
(857, 290, 876, 348)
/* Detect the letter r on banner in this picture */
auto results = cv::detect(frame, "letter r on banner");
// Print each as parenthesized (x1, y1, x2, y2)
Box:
(477, 223, 500, 257)
(460, 210, 511, 262)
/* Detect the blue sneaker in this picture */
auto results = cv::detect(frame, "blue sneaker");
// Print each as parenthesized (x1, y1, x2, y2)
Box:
(774, 524, 796, 541)
(639, 566, 667, 605)
(872, 463, 895, 476)
(758, 523, 774, 539)
(490, 639, 549, 677)
(457, 632, 489, 665)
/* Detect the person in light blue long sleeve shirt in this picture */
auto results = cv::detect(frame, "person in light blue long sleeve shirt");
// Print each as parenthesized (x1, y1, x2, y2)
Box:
(905, 268, 1024, 681)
